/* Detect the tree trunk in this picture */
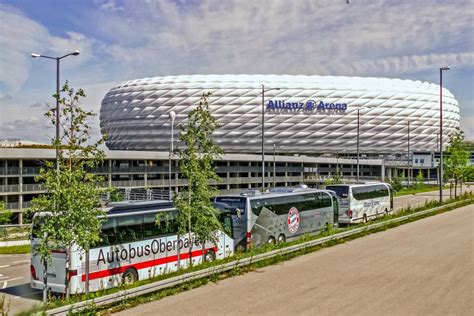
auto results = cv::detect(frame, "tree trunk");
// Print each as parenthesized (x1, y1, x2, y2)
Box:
(65, 248, 70, 299)
(177, 231, 181, 270)
(188, 218, 192, 267)
(43, 257, 48, 303)
(85, 248, 90, 294)
(454, 179, 458, 198)
(202, 243, 205, 262)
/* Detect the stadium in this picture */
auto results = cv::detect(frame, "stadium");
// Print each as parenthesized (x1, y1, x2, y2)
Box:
(99, 75, 460, 154)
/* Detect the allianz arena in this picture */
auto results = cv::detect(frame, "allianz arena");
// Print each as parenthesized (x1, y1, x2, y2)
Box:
(99, 75, 460, 154)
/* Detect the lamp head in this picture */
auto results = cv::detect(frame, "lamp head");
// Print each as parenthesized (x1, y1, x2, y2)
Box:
(440, 66, 450, 71)
(169, 111, 176, 121)
(72, 50, 80, 56)
(31, 53, 41, 58)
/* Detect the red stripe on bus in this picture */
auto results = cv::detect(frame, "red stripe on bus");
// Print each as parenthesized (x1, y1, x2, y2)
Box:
(81, 247, 217, 282)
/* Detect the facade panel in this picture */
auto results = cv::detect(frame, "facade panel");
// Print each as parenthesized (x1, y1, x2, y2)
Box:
(100, 75, 460, 153)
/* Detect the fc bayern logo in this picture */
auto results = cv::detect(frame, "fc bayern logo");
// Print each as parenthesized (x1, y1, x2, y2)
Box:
(287, 207, 300, 234)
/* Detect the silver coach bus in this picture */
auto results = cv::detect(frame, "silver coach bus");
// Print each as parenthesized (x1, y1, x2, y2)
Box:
(325, 183, 394, 224)
(215, 188, 336, 249)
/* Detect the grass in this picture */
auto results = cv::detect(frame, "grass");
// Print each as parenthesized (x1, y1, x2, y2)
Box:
(0, 226, 30, 242)
(0, 244, 30, 254)
(25, 192, 474, 315)
(395, 185, 447, 196)
(82, 193, 474, 315)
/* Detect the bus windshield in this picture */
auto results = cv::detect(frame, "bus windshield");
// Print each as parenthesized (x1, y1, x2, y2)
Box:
(325, 186, 349, 198)
(215, 197, 246, 215)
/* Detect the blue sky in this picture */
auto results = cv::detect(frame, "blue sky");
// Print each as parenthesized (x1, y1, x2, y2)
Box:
(1, 0, 473, 143)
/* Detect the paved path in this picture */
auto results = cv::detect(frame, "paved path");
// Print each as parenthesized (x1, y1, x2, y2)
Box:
(116, 204, 474, 316)
(393, 185, 473, 211)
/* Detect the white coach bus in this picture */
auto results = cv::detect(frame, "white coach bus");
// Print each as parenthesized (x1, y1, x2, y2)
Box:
(325, 183, 394, 224)
(215, 187, 337, 250)
(30, 201, 234, 294)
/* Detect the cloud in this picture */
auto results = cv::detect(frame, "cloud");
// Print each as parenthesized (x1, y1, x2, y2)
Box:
(0, 6, 95, 92)
(96, 0, 473, 78)
(100, 0, 124, 12)
(0, 93, 13, 101)
(28, 101, 49, 109)
(461, 117, 474, 141)
(0, 115, 54, 143)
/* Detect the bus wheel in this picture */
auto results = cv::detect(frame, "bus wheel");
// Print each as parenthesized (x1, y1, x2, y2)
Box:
(267, 236, 276, 245)
(122, 268, 138, 285)
(277, 234, 286, 244)
(362, 214, 368, 224)
(204, 250, 215, 262)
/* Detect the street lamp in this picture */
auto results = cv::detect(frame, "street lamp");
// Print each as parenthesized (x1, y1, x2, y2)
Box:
(439, 66, 450, 203)
(168, 111, 176, 200)
(31, 50, 80, 173)
(407, 120, 411, 187)
(261, 84, 280, 190)
(273, 143, 276, 187)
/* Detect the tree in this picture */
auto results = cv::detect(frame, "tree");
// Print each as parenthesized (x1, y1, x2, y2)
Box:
(30, 82, 106, 300)
(0, 203, 11, 225)
(444, 130, 470, 197)
(414, 170, 424, 189)
(170, 92, 224, 266)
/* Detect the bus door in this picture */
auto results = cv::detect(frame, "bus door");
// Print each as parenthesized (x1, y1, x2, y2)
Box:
(215, 197, 247, 250)
(389, 187, 394, 211)
(333, 196, 340, 226)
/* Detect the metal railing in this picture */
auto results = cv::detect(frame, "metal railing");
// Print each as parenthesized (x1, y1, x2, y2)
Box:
(45, 198, 472, 315)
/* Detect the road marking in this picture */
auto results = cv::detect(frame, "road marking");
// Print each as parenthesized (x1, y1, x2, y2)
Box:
(13, 260, 30, 264)
(4, 276, 23, 282)
(0, 265, 11, 269)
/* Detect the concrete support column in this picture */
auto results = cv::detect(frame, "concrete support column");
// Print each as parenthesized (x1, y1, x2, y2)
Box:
(248, 161, 251, 189)
(19, 159, 23, 225)
(226, 161, 230, 190)
(143, 160, 148, 188)
(301, 163, 304, 183)
(108, 159, 112, 188)
(381, 161, 385, 182)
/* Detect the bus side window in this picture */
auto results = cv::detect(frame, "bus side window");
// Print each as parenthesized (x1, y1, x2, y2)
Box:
(117, 215, 143, 243)
(154, 211, 178, 236)
(143, 213, 162, 238)
(98, 218, 117, 246)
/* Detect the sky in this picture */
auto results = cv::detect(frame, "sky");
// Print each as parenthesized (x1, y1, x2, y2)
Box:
(0, 0, 473, 144)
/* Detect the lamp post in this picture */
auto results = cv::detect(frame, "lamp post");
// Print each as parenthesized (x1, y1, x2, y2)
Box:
(407, 120, 411, 187)
(439, 66, 450, 203)
(261, 84, 280, 190)
(31, 50, 80, 173)
(273, 143, 276, 187)
(356, 108, 360, 182)
(168, 111, 176, 200)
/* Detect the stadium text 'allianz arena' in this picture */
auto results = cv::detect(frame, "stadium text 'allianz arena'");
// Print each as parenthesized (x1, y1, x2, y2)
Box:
(99, 75, 460, 154)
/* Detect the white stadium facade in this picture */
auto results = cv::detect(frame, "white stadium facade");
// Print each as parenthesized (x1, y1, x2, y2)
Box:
(100, 75, 460, 154)
(0, 75, 464, 224)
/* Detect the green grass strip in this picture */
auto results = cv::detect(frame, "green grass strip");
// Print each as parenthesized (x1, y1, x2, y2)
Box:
(0, 244, 30, 254)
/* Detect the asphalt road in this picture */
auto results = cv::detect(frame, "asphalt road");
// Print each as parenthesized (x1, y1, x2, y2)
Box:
(0, 253, 41, 315)
(116, 204, 474, 316)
